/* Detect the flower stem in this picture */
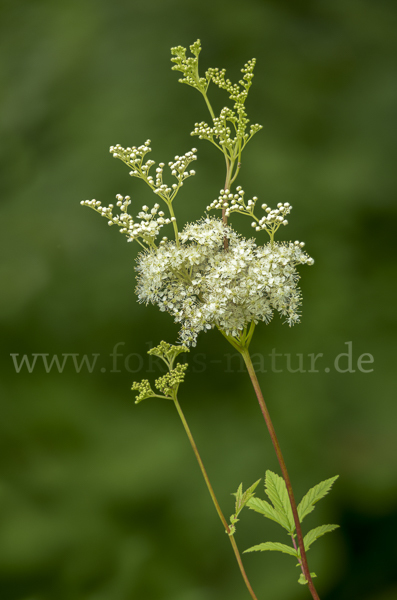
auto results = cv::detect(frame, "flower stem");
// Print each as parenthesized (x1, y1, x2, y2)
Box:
(240, 348, 321, 600)
(166, 201, 180, 246)
(173, 396, 259, 600)
(202, 91, 216, 122)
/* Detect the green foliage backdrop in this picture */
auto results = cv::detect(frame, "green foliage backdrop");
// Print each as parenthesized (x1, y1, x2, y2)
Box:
(1, 0, 396, 599)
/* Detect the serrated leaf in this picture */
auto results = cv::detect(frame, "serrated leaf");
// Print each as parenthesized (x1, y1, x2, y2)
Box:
(247, 497, 291, 530)
(244, 542, 298, 557)
(233, 479, 261, 517)
(303, 524, 339, 551)
(265, 471, 294, 533)
(298, 476, 339, 522)
(239, 479, 261, 512)
(234, 483, 243, 515)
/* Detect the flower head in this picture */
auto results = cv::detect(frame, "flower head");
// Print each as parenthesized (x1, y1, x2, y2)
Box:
(135, 218, 313, 346)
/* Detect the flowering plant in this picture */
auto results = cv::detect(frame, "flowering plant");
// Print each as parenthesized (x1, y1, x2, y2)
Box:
(81, 40, 338, 600)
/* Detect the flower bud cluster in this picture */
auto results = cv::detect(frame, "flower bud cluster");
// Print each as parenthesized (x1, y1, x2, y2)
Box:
(147, 341, 189, 367)
(131, 345, 189, 404)
(192, 118, 230, 145)
(153, 150, 197, 201)
(248, 123, 263, 137)
(207, 186, 258, 218)
(239, 59, 256, 92)
(110, 139, 152, 171)
(109, 140, 197, 204)
(155, 363, 188, 397)
(110, 140, 157, 187)
(191, 107, 234, 146)
(207, 193, 295, 241)
(80, 196, 171, 246)
(206, 60, 260, 141)
(171, 40, 208, 93)
(191, 108, 262, 153)
(207, 67, 241, 101)
(253, 202, 292, 236)
(207, 58, 256, 106)
(131, 379, 155, 404)
(171, 41, 262, 154)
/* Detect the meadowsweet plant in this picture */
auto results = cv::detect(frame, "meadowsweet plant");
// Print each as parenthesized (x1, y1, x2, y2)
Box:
(81, 40, 338, 600)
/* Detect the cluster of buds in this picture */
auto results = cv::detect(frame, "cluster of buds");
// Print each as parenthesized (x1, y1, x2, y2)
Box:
(131, 363, 188, 403)
(131, 379, 155, 403)
(132, 342, 190, 403)
(170, 40, 207, 93)
(110, 139, 152, 171)
(191, 107, 234, 146)
(154, 363, 188, 397)
(207, 191, 293, 242)
(172, 40, 262, 156)
(252, 202, 292, 236)
(207, 58, 256, 106)
(153, 150, 197, 201)
(132, 203, 172, 243)
(206, 60, 260, 141)
(192, 110, 262, 153)
(109, 140, 197, 204)
(207, 186, 258, 218)
(246, 122, 263, 139)
(239, 59, 256, 93)
(80, 196, 172, 246)
(110, 140, 158, 189)
(207, 67, 240, 100)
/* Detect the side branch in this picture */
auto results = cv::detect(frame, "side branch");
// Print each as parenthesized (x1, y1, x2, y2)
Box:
(173, 397, 259, 600)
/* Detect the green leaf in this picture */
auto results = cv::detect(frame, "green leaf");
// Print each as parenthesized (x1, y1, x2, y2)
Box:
(244, 542, 298, 557)
(233, 479, 261, 517)
(228, 514, 238, 536)
(234, 483, 243, 514)
(298, 476, 339, 522)
(303, 524, 339, 551)
(298, 572, 317, 585)
(247, 497, 289, 530)
(229, 479, 261, 535)
(265, 471, 294, 533)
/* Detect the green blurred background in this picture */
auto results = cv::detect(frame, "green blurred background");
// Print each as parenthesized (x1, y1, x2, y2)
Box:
(1, 0, 397, 598)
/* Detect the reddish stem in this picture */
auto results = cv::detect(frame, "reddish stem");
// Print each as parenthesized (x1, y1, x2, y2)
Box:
(241, 348, 321, 600)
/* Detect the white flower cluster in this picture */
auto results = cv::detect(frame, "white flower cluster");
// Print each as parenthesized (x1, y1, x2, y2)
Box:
(135, 218, 313, 346)
(80, 195, 171, 246)
(109, 140, 197, 203)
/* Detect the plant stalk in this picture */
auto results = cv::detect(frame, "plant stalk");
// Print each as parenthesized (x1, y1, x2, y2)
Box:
(240, 348, 321, 600)
(173, 396, 259, 600)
